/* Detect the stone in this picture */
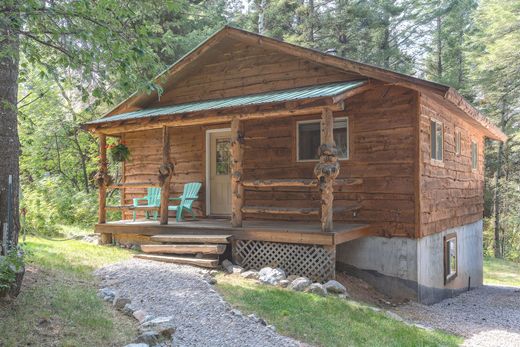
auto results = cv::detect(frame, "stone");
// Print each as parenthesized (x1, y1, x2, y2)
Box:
(286, 275, 299, 282)
(123, 303, 136, 316)
(135, 331, 161, 345)
(100, 287, 115, 300)
(139, 316, 176, 338)
(277, 280, 290, 288)
(323, 280, 348, 295)
(305, 283, 327, 296)
(221, 259, 234, 273)
(209, 270, 219, 277)
(258, 267, 286, 285)
(133, 310, 148, 323)
(131, 244, 141, 251)
(113, 296, 131, 310)
(240, 270, 260, 280)
(288, 277, 312, 291)
(385, 311, 404, 322)
(230, 309, 242, 317)
(231, 265, 244, 274)
(267, 325, 276, 331)
(203, 273, 217, 285)
(123, 343, 149, 347)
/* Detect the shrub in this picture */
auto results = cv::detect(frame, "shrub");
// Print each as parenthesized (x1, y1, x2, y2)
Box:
(0, 245, 25, 296)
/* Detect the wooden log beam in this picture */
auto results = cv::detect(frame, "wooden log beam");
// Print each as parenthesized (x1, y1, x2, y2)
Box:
(88, 103, 344, 135)
(314, 107, 340, 232)
(97, 134, 112, 245)
(241, 178, 362, 188)
(231, 117, 244, 227)
(108, 182, 161, 190)
(106, 205, 159, 211)
(159, 126, 173, 225)
(241, 206, 319, 216)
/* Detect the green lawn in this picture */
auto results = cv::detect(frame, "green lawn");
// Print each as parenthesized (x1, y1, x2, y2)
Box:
(484, 256, 520, 287)
(0, 236, 135, 347)
(216, 275, 461, 347)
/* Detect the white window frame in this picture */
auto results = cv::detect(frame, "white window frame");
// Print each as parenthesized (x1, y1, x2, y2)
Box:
(296, 117, 349, 162)
(430, 118, 444, 162)
(471, 140, 478, 171)
(455, 130, 461, 156)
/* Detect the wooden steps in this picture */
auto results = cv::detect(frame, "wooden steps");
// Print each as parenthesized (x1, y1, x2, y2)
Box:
(135, 233, 232, 269)
(150, 234, 232, 244)
(141, 244, 226, 255)
(134, 254, 220, 268)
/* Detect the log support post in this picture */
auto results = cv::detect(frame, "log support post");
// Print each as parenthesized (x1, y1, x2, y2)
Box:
(159, 126, 174, 225)
(231, 117, 244, 227)
(314, 108, 340, 232)
(96, 134, 112, 244)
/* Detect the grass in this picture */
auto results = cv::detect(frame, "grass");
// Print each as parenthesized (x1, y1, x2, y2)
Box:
(484, 256, 520, 287)
(0, 234, 136, 347)
(215, 275, 461, 347)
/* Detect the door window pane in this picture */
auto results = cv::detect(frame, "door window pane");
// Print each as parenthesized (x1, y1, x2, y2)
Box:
(215, 138, 230, 175)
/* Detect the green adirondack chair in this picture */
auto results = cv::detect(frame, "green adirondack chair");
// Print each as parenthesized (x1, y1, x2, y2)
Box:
(132, 187, 161, 221)
(168, 182, 202, 222)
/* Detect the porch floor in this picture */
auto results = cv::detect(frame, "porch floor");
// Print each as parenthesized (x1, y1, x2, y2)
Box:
(95, 218, 376, 246)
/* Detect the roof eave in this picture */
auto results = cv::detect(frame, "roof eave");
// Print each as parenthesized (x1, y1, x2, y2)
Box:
(443, 88, 507, 142)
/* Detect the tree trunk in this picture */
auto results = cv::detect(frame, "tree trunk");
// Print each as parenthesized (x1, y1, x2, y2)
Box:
(0, 8, 21, 250)
(493, 102, 507, 259)
(436, 16, 443, 79)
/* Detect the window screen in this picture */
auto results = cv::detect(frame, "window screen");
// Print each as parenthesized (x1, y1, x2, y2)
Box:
(297, 118, 349, 161)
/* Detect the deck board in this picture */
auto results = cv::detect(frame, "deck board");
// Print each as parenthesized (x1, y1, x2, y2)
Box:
(95, 218, 375, 245)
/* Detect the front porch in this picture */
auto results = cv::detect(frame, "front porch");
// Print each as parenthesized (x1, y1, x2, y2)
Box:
(96, 218, 375, 281)
(95, 218, 374, 246)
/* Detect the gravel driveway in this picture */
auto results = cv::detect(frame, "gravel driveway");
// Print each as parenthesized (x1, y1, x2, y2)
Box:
(393, 285, 520, 347)
(96, 259, 307, 347)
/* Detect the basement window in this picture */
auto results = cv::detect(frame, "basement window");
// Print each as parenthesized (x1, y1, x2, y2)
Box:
(444, 233, 457, 284)
(430, 119, 443, 161)
(297, 117, 349, 161)
(471, 141, 478, 170)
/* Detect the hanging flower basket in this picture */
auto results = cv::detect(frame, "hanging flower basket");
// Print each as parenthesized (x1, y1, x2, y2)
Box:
(109, 143, 131, 162)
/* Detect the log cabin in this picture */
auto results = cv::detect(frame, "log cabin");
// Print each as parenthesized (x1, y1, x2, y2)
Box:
(84, 26, 506, 304)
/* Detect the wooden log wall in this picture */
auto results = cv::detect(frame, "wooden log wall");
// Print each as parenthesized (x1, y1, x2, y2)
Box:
(148, 41, 360, 107)
(122, 125, 206, 220)
(242, 85, 418, 238)
(418, 95, 485, 237)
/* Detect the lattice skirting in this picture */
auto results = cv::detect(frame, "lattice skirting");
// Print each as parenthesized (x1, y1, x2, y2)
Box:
(232, 240, 335, 282)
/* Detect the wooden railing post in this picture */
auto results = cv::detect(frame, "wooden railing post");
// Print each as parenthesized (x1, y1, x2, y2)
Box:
(314, 108, 340, 232)
(159, 126, 174, 225)
(97, 134, 113, 244)
(231, 117, 244, 227)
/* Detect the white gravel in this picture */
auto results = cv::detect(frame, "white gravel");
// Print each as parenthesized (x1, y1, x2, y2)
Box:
(392, 285, 520, 347)
(95, 258, 308, 347)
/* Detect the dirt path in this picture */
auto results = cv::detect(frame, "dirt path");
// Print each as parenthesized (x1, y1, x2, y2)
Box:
(96, 258, 308, 347)
(393, 285, 520, 347)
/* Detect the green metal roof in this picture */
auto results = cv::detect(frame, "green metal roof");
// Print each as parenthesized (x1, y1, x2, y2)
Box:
(87, 80, 366, 125)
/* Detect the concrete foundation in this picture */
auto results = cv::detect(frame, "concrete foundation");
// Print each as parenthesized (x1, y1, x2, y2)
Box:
(336, 220, 483, 304)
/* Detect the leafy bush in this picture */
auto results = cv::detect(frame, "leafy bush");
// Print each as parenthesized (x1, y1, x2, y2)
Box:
(22, 177, 98, 236)
(0, 245, 25, 292)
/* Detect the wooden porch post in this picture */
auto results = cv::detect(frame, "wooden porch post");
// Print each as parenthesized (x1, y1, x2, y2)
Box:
(159, 126, 174, 225)
(231, 117, 244, 227)
(314, 107, 340, 232)
(97, 134, 112, 244)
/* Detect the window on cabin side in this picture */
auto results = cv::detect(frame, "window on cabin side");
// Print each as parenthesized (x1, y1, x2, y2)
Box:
(471, 141, 478, 170)
(444, 234, 457, 283)
(455, 131, 461, 156)
(297, 118, 349, 161)
(430, 120, 443, 161)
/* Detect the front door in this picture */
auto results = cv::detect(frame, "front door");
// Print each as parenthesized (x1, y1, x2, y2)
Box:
(208, 130, 232, 216)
